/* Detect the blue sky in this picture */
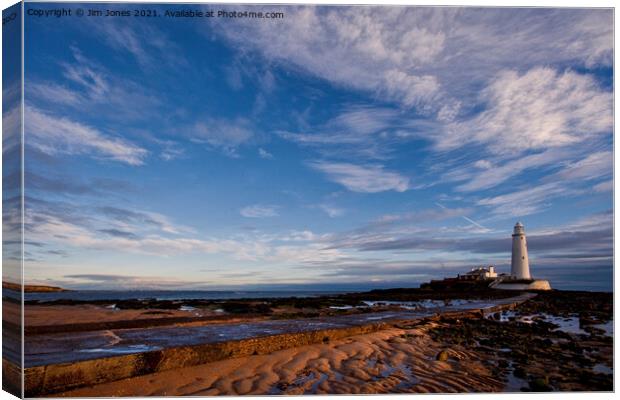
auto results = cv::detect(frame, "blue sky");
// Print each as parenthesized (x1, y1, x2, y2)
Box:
(11, 4, 613, 290)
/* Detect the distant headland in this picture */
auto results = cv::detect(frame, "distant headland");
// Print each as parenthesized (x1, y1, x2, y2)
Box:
(2, 281, 69, 293)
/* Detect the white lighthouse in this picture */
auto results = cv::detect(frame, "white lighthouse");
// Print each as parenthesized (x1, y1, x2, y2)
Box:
(490, 221, 551, 290)
(510, 222, 531, 279)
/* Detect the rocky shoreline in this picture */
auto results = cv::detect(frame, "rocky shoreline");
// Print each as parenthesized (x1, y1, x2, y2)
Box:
(428, 290, 613, 392)
(18, 286, 520, 334)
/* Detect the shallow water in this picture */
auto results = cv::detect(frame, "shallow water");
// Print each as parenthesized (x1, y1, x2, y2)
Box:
(592, 320, 613, 336)
(489, 311, 614, 337)
(333, 298, 479, 311)
(78, 344, 161, 354)
(503, 361, 528, 392)
(593, 363, 613, 375)
(362, 299, 476, 310)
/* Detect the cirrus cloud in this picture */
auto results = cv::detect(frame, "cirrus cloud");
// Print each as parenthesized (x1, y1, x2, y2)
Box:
(25, 106, 148, 166)
(438, 68, 612, 154)
(240, 204, 280, 218)
(309, 161, 410, 193)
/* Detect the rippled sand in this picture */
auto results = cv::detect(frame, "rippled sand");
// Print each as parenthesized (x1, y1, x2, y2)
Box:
(58, 323, 503, 396)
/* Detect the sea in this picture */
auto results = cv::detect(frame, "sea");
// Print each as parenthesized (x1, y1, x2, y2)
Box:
(4, 280, 612, 303)
(10, 289, 349, 303)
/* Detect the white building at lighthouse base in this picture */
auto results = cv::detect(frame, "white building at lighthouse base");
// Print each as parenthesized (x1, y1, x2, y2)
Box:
(490, 278, 552, 291)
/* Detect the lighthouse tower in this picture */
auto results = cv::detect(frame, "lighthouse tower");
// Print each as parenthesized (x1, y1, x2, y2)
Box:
(510, 222, 531, 279)
(489, 222, 550, 290)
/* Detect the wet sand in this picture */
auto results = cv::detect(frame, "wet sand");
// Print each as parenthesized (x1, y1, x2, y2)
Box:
(25, 304, 210, 326)
(57, 323, 503, 396)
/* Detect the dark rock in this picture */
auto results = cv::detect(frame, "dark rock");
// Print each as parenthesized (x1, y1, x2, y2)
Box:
(513, 367, 527, 379)
(529, 377, 552, 392)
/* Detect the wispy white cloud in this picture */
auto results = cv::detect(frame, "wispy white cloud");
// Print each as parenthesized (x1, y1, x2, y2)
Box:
(216, 7, 611, 113)
(27, 82, 83, 106)
(157, 140, 185, 161)
(258, 147, 274, 159)
(62, 49, 109, 98)
(61, 274, 214, 290)
(473, 160, 492, 170)
(477, 182, 582, 217)
(318, 204, 345, 218)
(444, 148, 611, 197)
(453, 149, 569, 192)
(309, 161, 409, 193)
(96, 205, 194, 235)
(25, 200, 351, 268)
(188, 118, 254, 157)
(377, 206, 469, 226)
(328, 107, 401, 135)
(216, 7, 447, 109)
(240, 204, 279, 218)
(427, 67, 613, 196)
(25, 200, 246, 259)
(27, 48, 163, 124)
(279, 67, 612, 200)
(531, 209, 612, 237)
(593, 180, 612, 193)
(2, 105, 21, 153)
(554, 151, 612, 181)
(2, 82, 21, 106)
(278, 106, 416, 160)
(438, 68, 612, 154)
(85, 16, 187, 70)
(25, 106, 148, 166)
